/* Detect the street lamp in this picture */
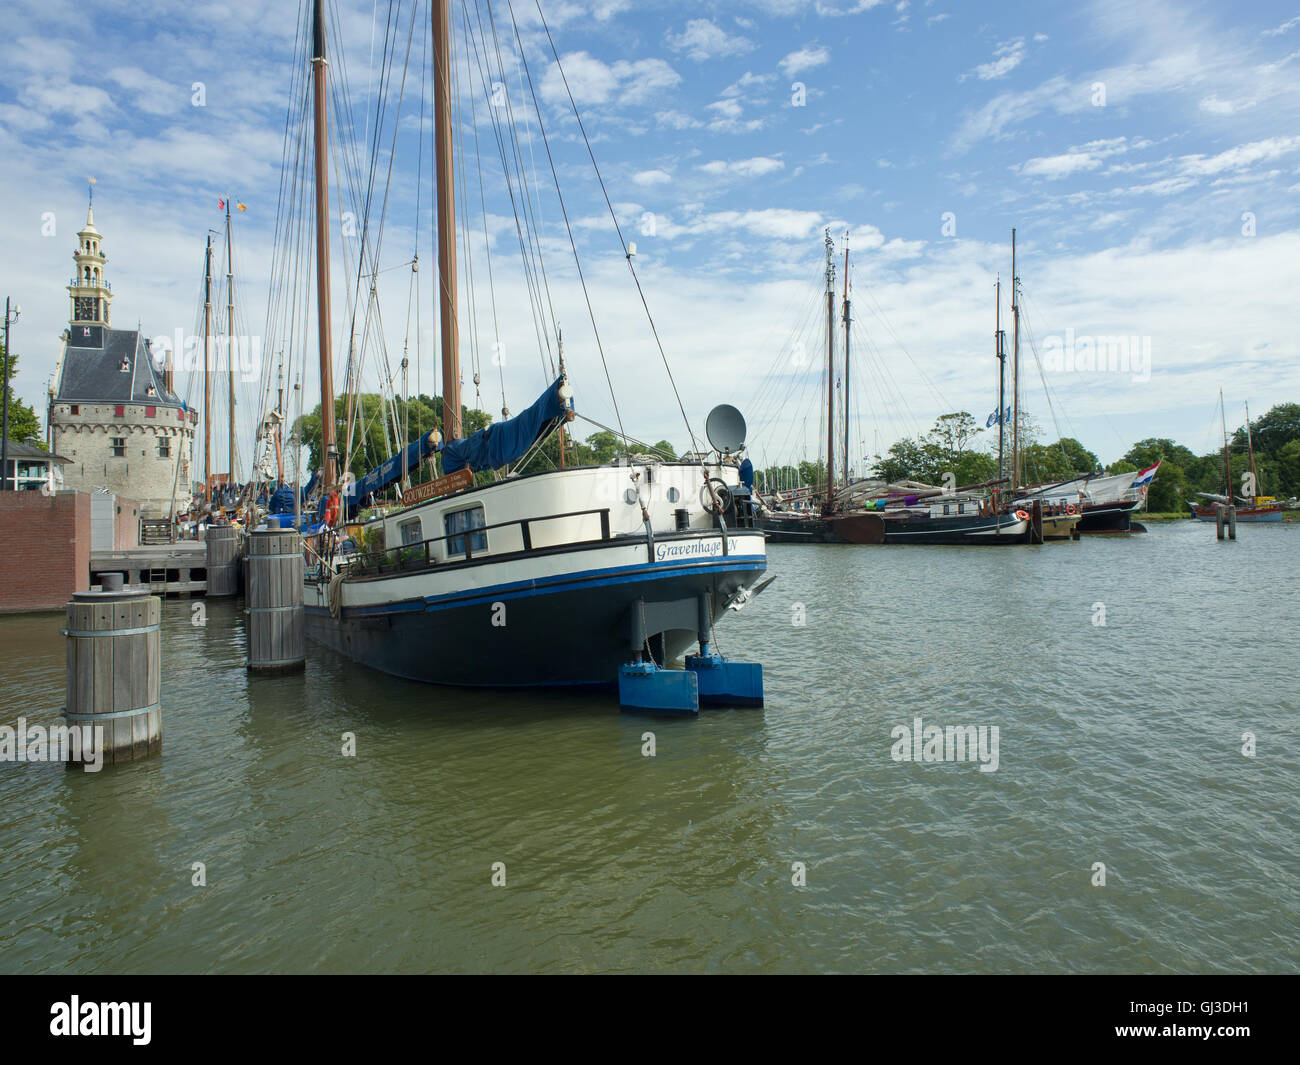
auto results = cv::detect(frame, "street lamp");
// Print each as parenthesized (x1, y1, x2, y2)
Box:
(2, 299, 21, 491)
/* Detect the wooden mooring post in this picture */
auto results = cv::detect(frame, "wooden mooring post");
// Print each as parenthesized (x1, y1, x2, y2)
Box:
(1216, 503, 1238, 540)
(246, 521, 305, 674)
(205, 524, 241, 597)
(63, 573, 162, 765)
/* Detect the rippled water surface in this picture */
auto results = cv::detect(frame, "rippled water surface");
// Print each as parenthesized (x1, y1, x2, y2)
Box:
(2, 520, 1297, 973)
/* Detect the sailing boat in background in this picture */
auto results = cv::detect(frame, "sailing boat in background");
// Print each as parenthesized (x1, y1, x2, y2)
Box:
(1002, 228, 1147, 535)
(277, 0, 767, 712)
(754, 232, 1029, 545)
(1188, 394, 1283, 522)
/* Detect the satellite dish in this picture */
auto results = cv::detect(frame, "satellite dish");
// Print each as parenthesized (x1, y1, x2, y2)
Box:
(706, 404, 747, 455)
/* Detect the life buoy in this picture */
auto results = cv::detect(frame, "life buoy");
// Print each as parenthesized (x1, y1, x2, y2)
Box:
(1014, 509, 1030, 521)
(1065, 503, 1078, 515)
(324, 491, 341, 528)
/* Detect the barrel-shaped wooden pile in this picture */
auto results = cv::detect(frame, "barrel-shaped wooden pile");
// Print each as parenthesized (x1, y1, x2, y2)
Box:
(206, 524, 240, 597)
(246, 525, 305, 674)
(64, 576, 162, 765)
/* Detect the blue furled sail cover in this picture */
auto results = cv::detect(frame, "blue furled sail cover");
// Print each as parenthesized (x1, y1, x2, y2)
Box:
(345, 429, 442, 508)
(269, 484, 296, 513)
(442, 376, 568, 474)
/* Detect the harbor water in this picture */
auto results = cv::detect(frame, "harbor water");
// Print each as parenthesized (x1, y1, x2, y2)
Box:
(1, 520, 1296, 973)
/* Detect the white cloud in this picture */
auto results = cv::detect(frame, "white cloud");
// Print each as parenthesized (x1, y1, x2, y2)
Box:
(540, 52, 680, 107)
(666, 19, 754, 61)
(108, 67, 186, 116)
(779, 46, 830, 79)
(1263, 15, 1300, 37)
(699, 156, 785, 179)
(1198, 94, 1253, 115)
(631, 169, 673, 187)
(655, 110, 701, 130)
(1179, 136, 1300, 176)
(968, 38, 1026, 81)
(1020, 152, 1103, 179)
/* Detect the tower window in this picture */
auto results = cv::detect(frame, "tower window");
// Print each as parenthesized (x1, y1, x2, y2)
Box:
(70, 405, 79, 415)
(114, 405, 124, 417)
(111, 437, 126, 458)
(119, 358, 129, 372)
(158, 439, 170, 458)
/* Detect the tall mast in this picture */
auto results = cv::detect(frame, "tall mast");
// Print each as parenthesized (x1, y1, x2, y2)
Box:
(1011, 228, 1020, 489)
(276, 354, 285, 484)
(202, 235, 213, 501)
(824, 229, 835, 508)
(311, 0, 338, 490)
(995, 277, 1005, 485)
(433, 0, 461, 442)
(1244, 401, 1258, 500)
(842, 237, 851, 488)
(1220, 390, 1233, 500)
(225, 200, 236, 488)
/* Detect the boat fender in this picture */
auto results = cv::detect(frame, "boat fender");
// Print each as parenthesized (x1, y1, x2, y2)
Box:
(1014, 509, 1030, 521)
(327, 572, 344, 620)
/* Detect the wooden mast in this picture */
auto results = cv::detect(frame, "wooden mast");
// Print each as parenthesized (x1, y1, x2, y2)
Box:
(1244, 401, 1258, 501)
(433, 0, 461, 443)
(824, 229, 835, 510)
(1011, 228, 1020, 489)
(225, 200, 236, 490)
(996, 277, 1005, 485)
(842, 238, 850, 488)
(1220, 390, 1233, 501)
(311, 0, 337, 490)
(276, 354, 285, 484)
(202, 235, 213, 501)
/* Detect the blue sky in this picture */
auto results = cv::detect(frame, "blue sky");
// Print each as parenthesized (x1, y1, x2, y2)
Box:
(3, 0, 1299, 476)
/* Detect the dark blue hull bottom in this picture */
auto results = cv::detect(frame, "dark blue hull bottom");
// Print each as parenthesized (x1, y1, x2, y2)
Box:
(304, 560, 765, 688)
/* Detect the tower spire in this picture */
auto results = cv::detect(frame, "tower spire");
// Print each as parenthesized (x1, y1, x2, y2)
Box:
(69, 189, 110, 329)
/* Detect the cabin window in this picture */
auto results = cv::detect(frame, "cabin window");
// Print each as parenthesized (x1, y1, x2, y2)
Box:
(399, 518, 422, 546)
(111, 437, 126, 458)
(943, 503, 951, 515)
(444, 505, 487, 555)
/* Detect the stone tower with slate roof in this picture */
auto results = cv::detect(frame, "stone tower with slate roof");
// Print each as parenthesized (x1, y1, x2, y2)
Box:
(50, 202, 198, 517)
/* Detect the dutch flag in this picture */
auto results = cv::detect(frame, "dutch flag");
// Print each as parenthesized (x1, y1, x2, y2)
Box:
(1131, 460, 1160, 488)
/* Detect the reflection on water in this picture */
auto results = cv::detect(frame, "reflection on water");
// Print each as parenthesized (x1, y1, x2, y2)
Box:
(1, 522, 1297, 973)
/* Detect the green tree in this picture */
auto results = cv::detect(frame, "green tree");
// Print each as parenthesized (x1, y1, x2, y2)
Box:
(294, 393, 491, 485)
(0, 345, 44, 447)
(1057, 437, 1099, 474)
(1233, 402, 1300, 459)
(1276, 439, 1300, 497)
(953, 450, 998, 485)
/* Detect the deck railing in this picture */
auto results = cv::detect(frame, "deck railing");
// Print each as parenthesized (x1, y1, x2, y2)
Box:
(346, 506, 613, 577)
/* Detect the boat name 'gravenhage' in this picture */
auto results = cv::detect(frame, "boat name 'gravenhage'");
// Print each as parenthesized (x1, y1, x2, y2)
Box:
(890, 715, 1000, 772)
(50, 996, 151, 1045)
(655, 538, 742, 562)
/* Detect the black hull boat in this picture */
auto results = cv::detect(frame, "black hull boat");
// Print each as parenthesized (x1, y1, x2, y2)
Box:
(304, 461, 770, 709)
(758, 503, 1029, 545)
(1075, 499, 1142, 533)
(306, 529, 764, 687)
